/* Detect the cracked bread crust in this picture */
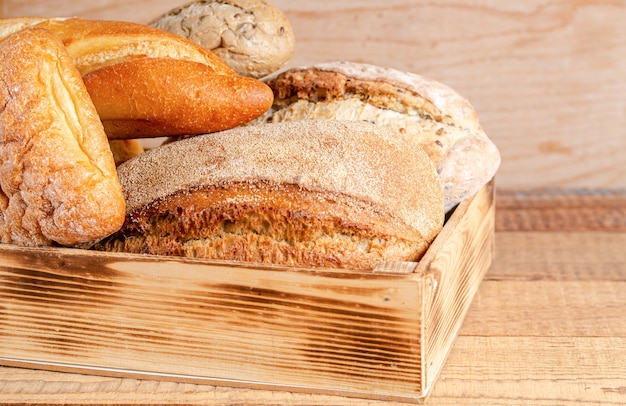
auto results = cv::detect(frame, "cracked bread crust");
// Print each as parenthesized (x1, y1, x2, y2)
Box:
(0, 27, 125, 246)
(95, 183, 430, 270)
(95, 120, 444, 270)
(149, 0, 295, 79)
(256, 61, 501, 211)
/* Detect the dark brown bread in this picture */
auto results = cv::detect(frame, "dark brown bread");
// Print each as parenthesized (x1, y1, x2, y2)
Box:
(95, 120, 444, 270)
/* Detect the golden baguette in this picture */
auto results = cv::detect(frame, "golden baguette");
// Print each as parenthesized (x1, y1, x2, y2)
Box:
(0, 17, 274, 139)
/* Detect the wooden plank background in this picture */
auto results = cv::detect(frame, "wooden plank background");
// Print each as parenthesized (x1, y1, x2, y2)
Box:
(1, 0, 625, 192)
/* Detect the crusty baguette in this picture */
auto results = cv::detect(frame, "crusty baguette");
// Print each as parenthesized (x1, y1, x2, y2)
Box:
(0, 17, 274, 139)
(254, 61, 501, 211)
(27, 17, 231, 75)
(149, 0, 296, 78)
(94, 120, 444, 271)
(0, 27, 125, 246)
(82, 57, 273, 137)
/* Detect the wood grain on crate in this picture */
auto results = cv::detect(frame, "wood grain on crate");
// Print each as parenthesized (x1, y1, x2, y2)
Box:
(0, 181, 495, 403)
(418, 179, 495, 394)
(1, 232, 624, 405)
(2, 0, 625, 192)
(0, 250, 425, 399)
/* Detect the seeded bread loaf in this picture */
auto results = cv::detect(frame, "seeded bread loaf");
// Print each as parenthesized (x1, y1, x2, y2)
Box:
(149, 0, 295, 78)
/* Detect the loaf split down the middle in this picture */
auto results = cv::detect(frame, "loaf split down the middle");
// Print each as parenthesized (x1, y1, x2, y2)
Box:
(95, 120, 445, 271)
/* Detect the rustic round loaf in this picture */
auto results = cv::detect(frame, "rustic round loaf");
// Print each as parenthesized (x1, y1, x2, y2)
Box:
(94, 120, 445, 271)
(255, 61, 501, 211)
(149, 0, 295, 78)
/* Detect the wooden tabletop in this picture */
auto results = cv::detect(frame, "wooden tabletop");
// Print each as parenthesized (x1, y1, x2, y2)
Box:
(1, 2, 625, 403)
(1, 193, 624, 405)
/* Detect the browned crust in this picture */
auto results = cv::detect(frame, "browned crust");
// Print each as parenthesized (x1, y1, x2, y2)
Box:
(269, 69, 448, 124)
(31, 17, 233, 75)
(258, 62, 501, 212)
(95, 183, 429, 270)
(0, 27, 125, 246)
(95, 120, 444, 270)
(0, 17, 275, 139)
(83, 58, 274, 138)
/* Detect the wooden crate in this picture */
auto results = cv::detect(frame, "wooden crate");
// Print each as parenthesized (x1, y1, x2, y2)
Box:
(0, 180, 495, 403)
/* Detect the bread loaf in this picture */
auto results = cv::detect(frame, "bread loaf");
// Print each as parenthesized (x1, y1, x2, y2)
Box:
(109, 139, 144, 166)
(94, 120, 444, 271)
(254, 61, 501, 211)
(150, 0, 295, 79)
(0, 27, 125, 246)
(0, 17, 274, 139)
(0, 17, 47, 39)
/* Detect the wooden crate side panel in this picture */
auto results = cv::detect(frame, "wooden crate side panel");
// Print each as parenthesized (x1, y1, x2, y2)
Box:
(0, 248, 424, 400)
(418, 180, 495, 395)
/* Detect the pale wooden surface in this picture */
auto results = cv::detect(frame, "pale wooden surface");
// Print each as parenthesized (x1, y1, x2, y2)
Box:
(1, 230, 625, 405)
(2, 0, 626, 191)
(496, 189, 626, 231)
(1, 1, 625, 404)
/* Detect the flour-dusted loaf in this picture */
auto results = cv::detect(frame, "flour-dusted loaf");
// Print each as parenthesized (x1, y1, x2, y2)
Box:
(94, 120, 444, 271)
(0, 27, 125, 246)
(0, 17, 274, 139)
(255, 61, 501, 211)
(149, 0, 295, 79)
